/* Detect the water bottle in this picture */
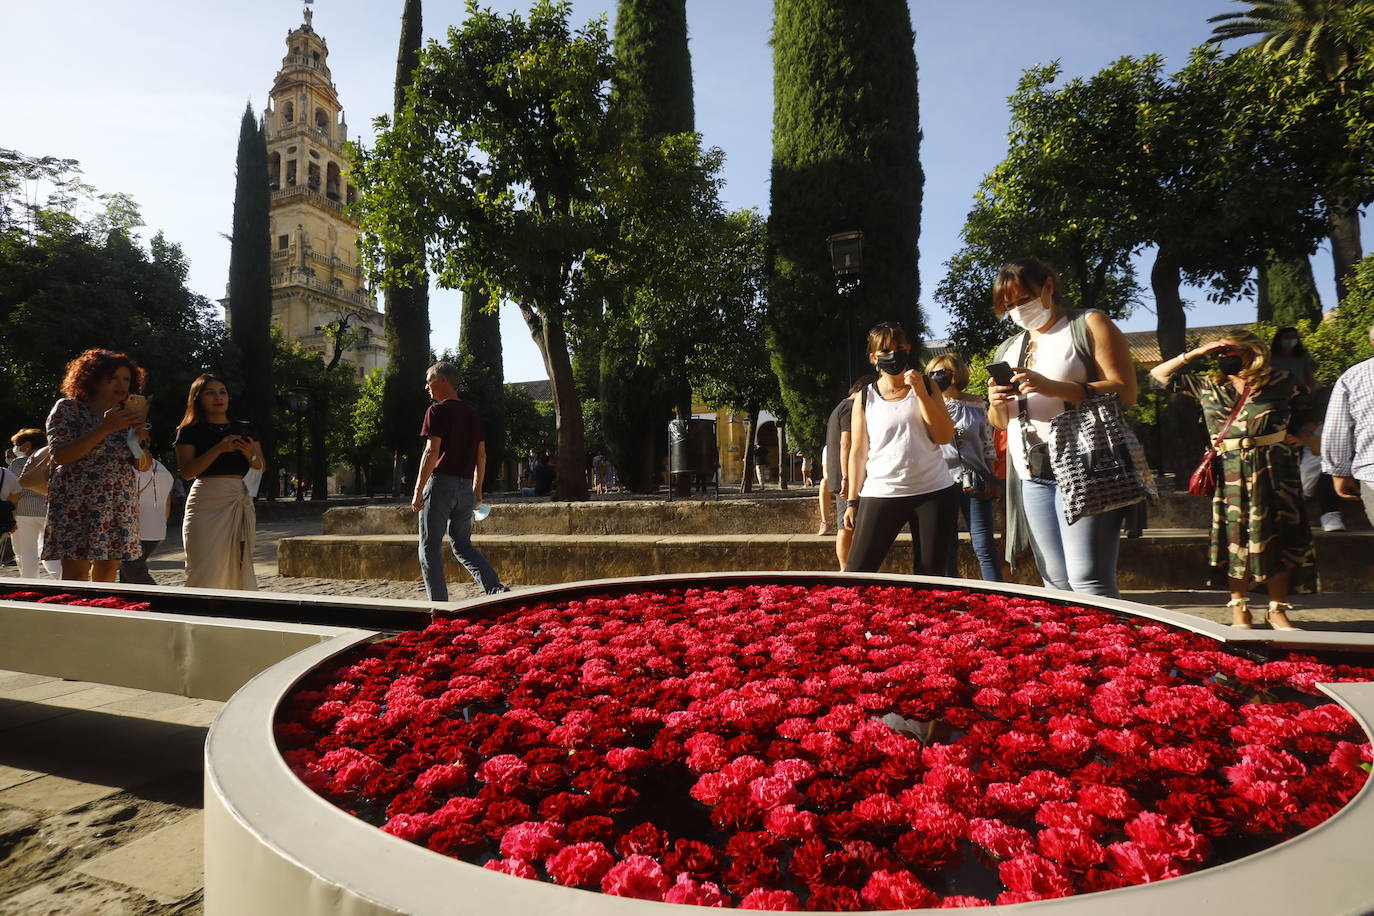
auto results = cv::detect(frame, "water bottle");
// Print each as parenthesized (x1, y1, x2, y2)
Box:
(473, 503, 491, 522)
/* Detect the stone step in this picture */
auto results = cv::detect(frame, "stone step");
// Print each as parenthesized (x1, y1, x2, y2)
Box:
(277, 530, 1374, 593)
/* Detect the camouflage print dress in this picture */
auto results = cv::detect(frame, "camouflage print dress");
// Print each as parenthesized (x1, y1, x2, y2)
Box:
(1175, 371, 1316, 591)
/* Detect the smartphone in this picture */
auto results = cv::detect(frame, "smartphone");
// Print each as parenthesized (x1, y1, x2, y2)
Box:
(985, 362, 1015, 387)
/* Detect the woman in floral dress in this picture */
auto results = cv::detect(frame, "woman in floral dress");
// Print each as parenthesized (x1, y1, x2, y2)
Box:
(43, 349, 151, 581)
(1151, 330, 1314, 629)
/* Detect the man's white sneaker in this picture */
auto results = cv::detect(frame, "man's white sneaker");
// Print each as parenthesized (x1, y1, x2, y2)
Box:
(1320, 511, 1346, 531)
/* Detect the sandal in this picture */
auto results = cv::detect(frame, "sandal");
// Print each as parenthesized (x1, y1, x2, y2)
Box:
(1267, 601, 1299, 631)
(1227, 597, 1252, 629)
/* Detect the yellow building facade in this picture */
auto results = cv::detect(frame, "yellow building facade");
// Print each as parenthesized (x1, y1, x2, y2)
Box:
(261, 9, 387, 378)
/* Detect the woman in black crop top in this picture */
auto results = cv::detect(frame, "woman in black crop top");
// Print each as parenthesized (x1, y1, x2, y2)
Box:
(173, 374, 263, 589)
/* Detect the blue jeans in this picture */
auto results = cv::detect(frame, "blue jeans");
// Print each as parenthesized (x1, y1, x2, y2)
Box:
(945, 492, 1002, 582)
(1019, 478, 1123, 598)
(419, 474, 501, 600)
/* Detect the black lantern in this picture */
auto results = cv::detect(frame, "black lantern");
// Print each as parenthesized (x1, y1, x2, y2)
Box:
(827, 229, 864, 281)
(827, 229, 864, 382)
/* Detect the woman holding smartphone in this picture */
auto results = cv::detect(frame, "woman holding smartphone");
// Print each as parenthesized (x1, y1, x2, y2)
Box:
(174, 374, 263, 590)
(843, 322, 958, 576)
(42, 349, 152, 582)
(985, 258, 1136, 597)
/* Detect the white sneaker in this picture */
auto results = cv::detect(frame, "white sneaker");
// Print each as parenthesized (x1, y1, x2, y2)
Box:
(1320, 511, 1346, 531)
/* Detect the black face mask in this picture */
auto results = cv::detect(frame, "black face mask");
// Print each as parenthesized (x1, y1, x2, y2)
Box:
(930, 371, 953, 391)
(1217, 355, 1244, 377)
(875, 350, 910, 376)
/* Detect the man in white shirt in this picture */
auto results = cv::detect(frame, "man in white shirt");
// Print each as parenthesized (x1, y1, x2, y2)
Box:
(0, 465, 20, 537)
(119, 456, 174, 585)
(1321, 322, 1374, 527)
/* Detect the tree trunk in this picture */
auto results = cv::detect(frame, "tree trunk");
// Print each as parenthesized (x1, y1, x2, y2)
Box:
(1328, 198, 1364, 305)
(741, 409, 758, 493)
(526, 308, 587, 501)
(310, 397, 329, 501)
(777, 421, 788, 490)
(1151, 248, 1186, 360)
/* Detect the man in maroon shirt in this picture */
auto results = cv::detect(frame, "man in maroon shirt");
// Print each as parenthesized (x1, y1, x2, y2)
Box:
(412, 362, 506, 600)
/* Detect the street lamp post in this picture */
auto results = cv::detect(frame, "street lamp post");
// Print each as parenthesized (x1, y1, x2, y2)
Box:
(827, 229, 864, 383)
(286, 386, 313, 502)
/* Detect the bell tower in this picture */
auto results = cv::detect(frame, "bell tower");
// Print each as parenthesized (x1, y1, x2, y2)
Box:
(261, 5, 387, 378)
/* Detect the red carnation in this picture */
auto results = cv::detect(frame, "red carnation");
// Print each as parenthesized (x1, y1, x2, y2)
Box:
(860, 870, 937, 909)
(1104, 840, 1184, 883)
(739, 889, 801, 910)
(546, 841, 615, 887)
(499, 821, 564, 861)
(484, 856, 538, 879)
(601, 854, 669, 901)
(998, 853, 1073, 898)
(664, 875, 729, 907)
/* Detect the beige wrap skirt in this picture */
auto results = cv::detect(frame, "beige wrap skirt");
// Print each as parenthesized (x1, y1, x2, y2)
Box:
(183, 476, 257, 590)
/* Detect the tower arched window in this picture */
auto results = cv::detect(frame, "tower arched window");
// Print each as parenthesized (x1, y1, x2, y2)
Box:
(268, 152, 281, 190)
(325, 162, 342, 201)
(307, 162, 321, 192)
(314, 108, 328, 133)
(283, 101, 294, 124)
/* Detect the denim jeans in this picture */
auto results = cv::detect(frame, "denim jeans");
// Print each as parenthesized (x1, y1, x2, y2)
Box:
(944, 492, 1002, 582)
(1019, 478, 1123, 597)
(419, 473, 501, 601)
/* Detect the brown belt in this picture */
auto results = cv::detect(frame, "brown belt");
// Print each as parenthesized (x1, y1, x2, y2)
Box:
(1217, 431, 1286, 453)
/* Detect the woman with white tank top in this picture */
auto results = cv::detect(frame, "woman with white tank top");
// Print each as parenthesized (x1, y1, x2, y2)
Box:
(842, 322, 959, 576)
(985, 258, 1138, 597)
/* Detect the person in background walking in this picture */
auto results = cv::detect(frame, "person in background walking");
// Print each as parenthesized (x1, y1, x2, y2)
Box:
(818, 378, 872, 567)
(986, 258, 1137, 598)
(413, 362, 507, 600)
(43, 349, 151, 582)
(1322, 321, 1374, 527)
(1269, 326, 1319, 394)
(6, 429, 61, 578)
(843, 323, 958, 575)
(119, 428, 174, 585)
(175, 374, 263, 590)
(1151, 332, 1314, 629)
(927, 354, 1002, 582)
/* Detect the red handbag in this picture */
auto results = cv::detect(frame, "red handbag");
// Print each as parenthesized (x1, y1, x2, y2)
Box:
(1188, 385, 1250, 498)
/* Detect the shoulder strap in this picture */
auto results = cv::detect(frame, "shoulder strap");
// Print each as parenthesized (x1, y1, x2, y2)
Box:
(992, 332, 1023, 365)
(1067, 309, 1099, 383)
(1211, 385, 1252, 447)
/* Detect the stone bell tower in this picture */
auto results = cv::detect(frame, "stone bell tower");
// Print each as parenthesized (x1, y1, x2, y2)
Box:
(261, 5, 387, 378)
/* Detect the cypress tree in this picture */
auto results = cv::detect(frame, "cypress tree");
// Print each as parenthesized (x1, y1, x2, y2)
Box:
(381, 0, 433, 486)
(227, 102, 276, 494)
(458, 283, 507, 489)
(767, 0, 923, 449)
(600, 0, 693, 492)
(1256, 253, 1323, 325)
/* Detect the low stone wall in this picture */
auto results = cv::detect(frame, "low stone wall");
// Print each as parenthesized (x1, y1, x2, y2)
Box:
(277, 531, 1374, 592)
(320, 490, 1261, 537)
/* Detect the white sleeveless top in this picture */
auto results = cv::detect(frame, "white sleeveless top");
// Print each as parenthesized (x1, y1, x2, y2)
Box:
(1007, 314, 1088, 479)
(858, 384, 954, 498)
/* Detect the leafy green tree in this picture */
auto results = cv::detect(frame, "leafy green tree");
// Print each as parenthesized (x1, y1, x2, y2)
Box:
(1257, 252, 1324, 323)
(351, 0, 624, 500)
(504, 383, 557, 462)
(596, 0, 695, 493)
(270, 332, 361, 497)
(0, 207, 227, 448)
(943, 51, 1331, 361)
(1209, 0, 1374, 301)
(350, 367, 390, 494)
(686, 209, 785, 490)
(227, 103, 277, 495)
(377, 0, 433, 487)
(767, 0, 924, 452)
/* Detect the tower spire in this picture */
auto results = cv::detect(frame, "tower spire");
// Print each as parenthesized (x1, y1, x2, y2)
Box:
(303, 0, 314, 29)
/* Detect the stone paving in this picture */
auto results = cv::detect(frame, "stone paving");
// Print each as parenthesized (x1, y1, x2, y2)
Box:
(2, 507, 1372, 914)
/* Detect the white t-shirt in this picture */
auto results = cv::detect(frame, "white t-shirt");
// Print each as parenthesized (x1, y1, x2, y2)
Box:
(857, 384, 954, 499)
(1007, 315, 1088, 480)
(0, 467, 20, 503)
(135, 460, 175, 541)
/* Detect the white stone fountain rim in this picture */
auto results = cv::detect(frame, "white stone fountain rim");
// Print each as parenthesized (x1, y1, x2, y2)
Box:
(205, 572, 1374, 915)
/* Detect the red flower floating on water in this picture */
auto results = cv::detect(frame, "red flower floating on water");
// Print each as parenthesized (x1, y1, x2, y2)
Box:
(274, 584, 1374, 909)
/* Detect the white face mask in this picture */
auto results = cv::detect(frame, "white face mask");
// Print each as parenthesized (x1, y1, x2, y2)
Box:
(1008, 294, 1052, 331)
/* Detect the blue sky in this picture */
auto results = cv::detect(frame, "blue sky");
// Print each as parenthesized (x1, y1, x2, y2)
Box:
(2, 0, 1364, 382)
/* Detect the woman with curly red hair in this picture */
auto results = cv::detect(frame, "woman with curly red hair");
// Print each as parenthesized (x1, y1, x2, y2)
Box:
(42, 349, 151, 581)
